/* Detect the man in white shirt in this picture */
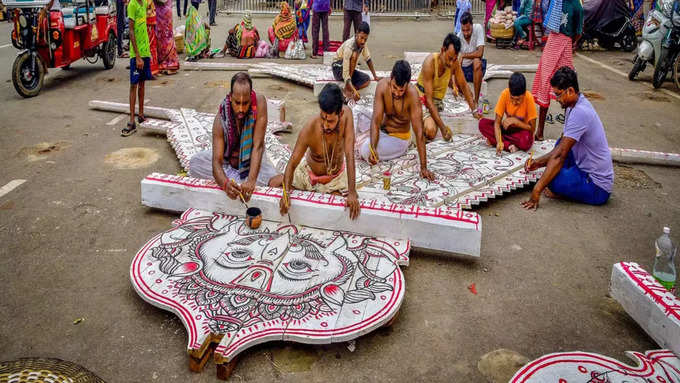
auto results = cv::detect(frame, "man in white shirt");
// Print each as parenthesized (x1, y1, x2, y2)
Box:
(456, 12, 486, 107)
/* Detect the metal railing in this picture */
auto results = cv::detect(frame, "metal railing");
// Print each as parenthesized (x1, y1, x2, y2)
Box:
(220, 0, 483, 15)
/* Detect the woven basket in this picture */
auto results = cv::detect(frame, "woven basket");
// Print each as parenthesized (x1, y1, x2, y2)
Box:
(490, 23, 514, 39)
(175, 34, 185, 54)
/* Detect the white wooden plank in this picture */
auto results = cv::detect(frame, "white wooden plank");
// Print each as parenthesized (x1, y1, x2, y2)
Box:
(140, 173, 482, 257)
(89, 100, 174, 120)
(610, 262, 680, 356)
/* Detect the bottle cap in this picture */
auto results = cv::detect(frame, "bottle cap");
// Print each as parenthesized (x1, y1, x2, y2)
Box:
(664, 227, 671, 234)
(383, 171, 391, 177)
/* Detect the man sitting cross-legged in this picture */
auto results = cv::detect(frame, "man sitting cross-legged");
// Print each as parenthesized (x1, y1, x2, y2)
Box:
(479, 72, 537, 155)
(416, 33, 481, 142)
(279, 84, 361, 220)
(358, 60, 435, 181)
(522, 67, 613, 210)
(189, 72, 283, 202)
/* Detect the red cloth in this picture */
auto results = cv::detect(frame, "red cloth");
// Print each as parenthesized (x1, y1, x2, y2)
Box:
(315, 40, 341, 56)
(531, 32, 574, 108)
(478, 118, 534, 151)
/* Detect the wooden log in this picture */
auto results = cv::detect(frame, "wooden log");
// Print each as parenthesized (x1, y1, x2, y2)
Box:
(89, 100, 174, 120)
(140, 173, 483, 257)
(610, 147, 680, 167)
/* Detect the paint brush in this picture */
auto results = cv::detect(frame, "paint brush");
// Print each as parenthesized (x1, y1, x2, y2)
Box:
(231, 179, 248, 208)
(368, 144, 378, 164)
(282, 182, 293, 225)
(527, 151, 534, 169)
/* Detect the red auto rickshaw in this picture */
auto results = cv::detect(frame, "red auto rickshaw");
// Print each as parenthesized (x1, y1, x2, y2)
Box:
(8, 0, 117, 97)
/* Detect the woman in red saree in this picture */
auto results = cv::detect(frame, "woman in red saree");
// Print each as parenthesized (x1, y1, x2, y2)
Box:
(146, 0, 160, 76)
(155, 0, 180, 74)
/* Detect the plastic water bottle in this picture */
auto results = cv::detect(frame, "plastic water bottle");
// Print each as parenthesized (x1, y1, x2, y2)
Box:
(653, 227, 677, 291)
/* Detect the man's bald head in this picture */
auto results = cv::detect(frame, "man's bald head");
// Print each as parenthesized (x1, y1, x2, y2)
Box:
(230, 72, 253, 96)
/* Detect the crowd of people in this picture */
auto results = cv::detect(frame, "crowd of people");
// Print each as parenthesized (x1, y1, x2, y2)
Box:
(122, 0, 614, 218)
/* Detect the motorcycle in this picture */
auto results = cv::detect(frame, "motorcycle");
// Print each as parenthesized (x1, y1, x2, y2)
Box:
(581, 0, 638, 52)
(628, 2, 673, 81)
(651, 0, 680, 88)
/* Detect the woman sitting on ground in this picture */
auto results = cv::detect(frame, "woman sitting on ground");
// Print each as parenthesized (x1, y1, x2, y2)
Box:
(268, 1, 297, 54)
(223, 13, 260, 58)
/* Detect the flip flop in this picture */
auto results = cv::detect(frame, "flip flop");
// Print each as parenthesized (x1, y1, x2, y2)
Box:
(556, 113, 565, 124)
(546, 113, 554, 124)
(121, 122, 137, 137)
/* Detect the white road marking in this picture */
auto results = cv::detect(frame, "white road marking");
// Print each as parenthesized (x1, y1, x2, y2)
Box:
(0, 44, 11, 49)
(106, 114, 127, 126)
(0, 180, 27, 198)
(575, 52, 680, 101)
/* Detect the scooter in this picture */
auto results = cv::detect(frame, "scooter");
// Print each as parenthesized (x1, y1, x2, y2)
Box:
(652, 1, 680, 87)
(629, 0, 677, 81)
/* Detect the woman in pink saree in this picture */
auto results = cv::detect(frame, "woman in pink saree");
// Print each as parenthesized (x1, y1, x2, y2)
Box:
(155, 0, 180, 74)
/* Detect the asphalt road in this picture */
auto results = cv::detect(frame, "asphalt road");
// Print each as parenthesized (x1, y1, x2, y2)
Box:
(1, 15, 679, 382)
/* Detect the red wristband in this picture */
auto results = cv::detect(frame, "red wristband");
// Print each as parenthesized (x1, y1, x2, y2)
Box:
(223, 179, 228, 192)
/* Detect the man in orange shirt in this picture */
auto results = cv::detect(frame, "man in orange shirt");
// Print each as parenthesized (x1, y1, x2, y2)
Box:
(478, 72, 537, 155)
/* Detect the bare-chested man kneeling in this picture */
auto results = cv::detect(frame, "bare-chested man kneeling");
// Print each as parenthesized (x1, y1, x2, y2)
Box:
(358, 60, 435, 181)
(279, 84, 360, 220)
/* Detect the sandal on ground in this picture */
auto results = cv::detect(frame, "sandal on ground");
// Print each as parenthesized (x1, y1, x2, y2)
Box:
(121, 122, 137, 137)
(545, 113, 554, 124)
(137, 115, 147, 124)
(556, 113, 565, 124)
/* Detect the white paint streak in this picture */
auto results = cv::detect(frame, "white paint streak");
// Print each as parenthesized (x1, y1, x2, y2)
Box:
(0, 43, 12, 49)
(575, 52, 680, 101)
(0, 180, 27, 198)
(106, 114, 127, 126)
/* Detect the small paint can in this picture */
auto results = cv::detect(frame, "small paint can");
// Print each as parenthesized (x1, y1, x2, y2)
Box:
(382, 171, 391, 190)
(246, 207, 262, 229)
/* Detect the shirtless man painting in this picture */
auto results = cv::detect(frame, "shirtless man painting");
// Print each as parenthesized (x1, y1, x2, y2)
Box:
(358, 60, 435, 181)
(279, 84, 361, 220)
(416, 33, 482, 141)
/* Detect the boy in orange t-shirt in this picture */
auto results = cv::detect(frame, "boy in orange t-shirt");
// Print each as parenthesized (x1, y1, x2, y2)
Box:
(479, 72, 537, 154)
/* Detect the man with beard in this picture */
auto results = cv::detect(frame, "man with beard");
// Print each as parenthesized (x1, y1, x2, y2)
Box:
(279, 84, 361, 220)
(189, 72, 283, 201)
(332, 22, 380, 102)
(521, 67, 613, 210)
(359, 60, 435, 181)
(417, 33, 481, 142)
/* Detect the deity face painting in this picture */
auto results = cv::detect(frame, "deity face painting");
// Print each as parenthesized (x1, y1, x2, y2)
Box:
(133, 208, 409, 364)
(197, 228, 347, 297)
(145, 210, 405, 336)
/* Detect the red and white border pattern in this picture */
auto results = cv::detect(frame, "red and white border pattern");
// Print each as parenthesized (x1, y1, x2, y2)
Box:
(511, 349, 680, 382)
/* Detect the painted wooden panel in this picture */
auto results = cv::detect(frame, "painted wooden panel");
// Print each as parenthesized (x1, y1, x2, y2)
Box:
(510, 349, 680, 382)
(130, 208, 409, 365)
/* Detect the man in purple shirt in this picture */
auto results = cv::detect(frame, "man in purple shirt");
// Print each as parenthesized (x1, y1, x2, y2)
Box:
(522, 67, 613, 210)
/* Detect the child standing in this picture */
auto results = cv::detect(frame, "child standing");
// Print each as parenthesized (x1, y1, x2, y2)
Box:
(123, 0, 152, 137)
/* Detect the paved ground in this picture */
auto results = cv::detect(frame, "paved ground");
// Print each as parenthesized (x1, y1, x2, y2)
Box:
(1, 13, 679, 382)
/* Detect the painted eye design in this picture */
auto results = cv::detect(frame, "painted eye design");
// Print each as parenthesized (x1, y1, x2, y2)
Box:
(277, 260, 314, 281)
(216, 247, 253, 268)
